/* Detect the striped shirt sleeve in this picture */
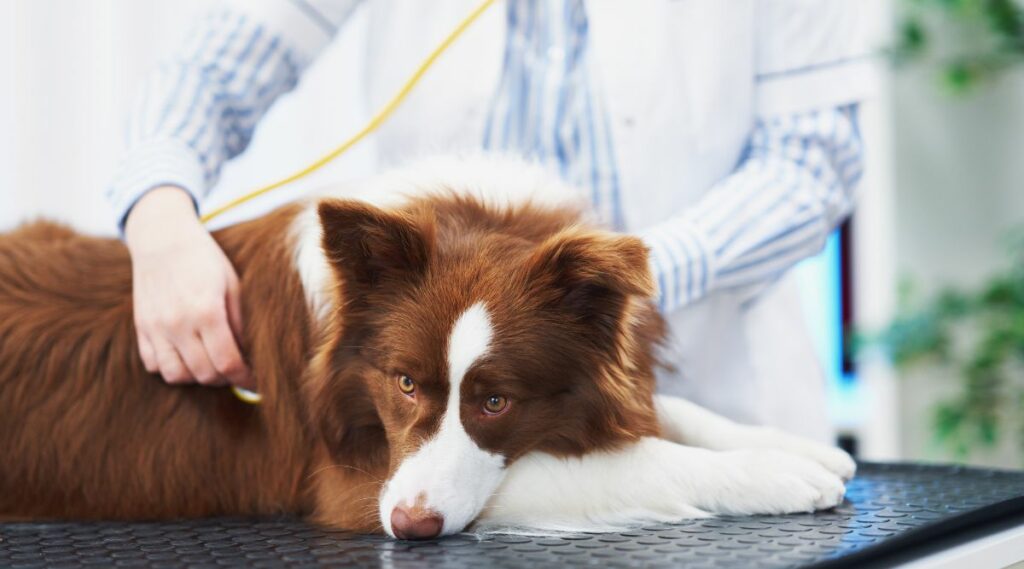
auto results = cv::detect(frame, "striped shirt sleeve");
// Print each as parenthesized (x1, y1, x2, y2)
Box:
(107, 0, 362, 231)
(640, 103, 864, 313)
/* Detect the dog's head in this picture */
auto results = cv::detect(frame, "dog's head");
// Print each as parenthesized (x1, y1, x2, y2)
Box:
(307, 197, 664, 539)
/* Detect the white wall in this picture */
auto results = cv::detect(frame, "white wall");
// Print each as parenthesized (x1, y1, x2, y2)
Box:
(1, 0, 374, 235)
(891, 67, 1024, 467)
(835, 0, 1024, 467)
(0, 1, 14, 218)
(894, 70, 1024, 291)
(844, 0, 1024, 465)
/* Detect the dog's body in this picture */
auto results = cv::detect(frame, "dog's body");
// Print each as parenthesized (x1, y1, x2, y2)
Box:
(0, 159, 854, 537)
(0, 205, 337, 523)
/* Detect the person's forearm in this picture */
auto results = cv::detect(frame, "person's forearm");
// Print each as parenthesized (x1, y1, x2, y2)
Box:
(641, 104, 864, 312)
(124, 186, 204, 252)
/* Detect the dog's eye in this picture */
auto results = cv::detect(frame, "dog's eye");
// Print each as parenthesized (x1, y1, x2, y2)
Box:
(482, 395, 508, 415)
(397, 374, 416, 396)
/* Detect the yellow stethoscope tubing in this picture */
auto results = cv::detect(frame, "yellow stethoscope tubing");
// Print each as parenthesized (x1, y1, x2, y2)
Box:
(203, 0, 498, 226)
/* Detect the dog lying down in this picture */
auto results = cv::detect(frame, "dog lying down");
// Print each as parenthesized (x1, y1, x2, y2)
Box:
(0, 157, 854, 539)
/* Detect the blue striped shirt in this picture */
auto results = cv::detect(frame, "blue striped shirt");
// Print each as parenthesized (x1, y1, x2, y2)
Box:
(482, 0, 622, 230)
(108, 0, 864, 313)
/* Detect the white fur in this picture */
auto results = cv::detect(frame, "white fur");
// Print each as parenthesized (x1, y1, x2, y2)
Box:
(446, 303, 494, 383)
(654, 394, 857, 481)
(379, 303, 506, 538)
(335, 154, 590, 214)
(476, 437, 845, 534)
(473, 396, 854, 534)
(291, 203, 334, 322)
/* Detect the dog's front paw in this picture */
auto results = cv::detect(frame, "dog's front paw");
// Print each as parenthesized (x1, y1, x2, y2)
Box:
(750, 427, 857, 481)
(707, 449, 846, 516)
(808, 445, 856, 482)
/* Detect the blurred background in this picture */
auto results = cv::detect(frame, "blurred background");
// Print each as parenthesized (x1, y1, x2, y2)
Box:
(2, 0, 1023, 468)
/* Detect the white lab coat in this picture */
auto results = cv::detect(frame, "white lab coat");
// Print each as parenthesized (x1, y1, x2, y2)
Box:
(334, 0, 871, 440)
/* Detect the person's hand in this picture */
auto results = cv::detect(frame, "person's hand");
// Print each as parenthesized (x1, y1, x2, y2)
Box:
(124, 186, 254, 389)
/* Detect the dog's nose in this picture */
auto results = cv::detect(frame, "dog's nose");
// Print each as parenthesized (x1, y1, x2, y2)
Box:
(390, 505, 444, 540)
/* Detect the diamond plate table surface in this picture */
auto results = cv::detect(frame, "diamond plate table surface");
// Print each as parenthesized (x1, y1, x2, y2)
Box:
(2, 463, 1024, 569)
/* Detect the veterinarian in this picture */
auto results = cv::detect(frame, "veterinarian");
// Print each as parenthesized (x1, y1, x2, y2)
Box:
(109, 0, 871, 442)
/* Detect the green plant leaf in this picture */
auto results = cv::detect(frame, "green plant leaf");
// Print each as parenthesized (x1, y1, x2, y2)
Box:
(873, 225, 1024, 463)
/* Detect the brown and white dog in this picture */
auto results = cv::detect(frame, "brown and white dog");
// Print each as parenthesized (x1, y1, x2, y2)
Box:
(0, 157, 854, 539)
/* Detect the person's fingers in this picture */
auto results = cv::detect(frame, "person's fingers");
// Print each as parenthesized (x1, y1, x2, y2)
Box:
(222, 272, 255, 389)
(128, 223, 249, 390)
(152, 338, 193, 385)
(198, 307, 252, 389)
(137, 331, 159, 374)
(225, 273, 245, 346)
(170, 324, 226, 386)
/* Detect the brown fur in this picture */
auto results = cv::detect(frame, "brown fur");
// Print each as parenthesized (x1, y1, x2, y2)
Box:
(0, 195, 665, 532)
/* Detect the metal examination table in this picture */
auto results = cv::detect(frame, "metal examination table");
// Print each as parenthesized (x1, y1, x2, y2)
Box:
(2, 463, 1023, 568)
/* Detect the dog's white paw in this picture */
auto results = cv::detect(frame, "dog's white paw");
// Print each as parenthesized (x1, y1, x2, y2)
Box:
(805, 444, 856, 481)
(749, 427, 857, 481)
(707, 449, 846, 516)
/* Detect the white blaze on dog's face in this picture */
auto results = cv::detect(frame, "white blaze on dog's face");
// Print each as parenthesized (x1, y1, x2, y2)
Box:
(309, 198, 664, 539)
(377, 303, 506, 539)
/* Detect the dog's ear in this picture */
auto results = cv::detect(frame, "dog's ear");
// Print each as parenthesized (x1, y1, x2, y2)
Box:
(528, 228, 654, 300)
(526, 228, 655, 337)
(306, 358, 388, 470)
(317, 199, 434, 292)
(524, 229, 662, 450)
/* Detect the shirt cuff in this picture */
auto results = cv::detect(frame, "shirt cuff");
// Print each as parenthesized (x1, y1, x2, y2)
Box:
(755, 56, 879, 117)
(639, 219, 716, 313)
(107, 138, 204, 235)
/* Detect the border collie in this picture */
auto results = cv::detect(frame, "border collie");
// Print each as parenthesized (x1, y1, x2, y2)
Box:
(0, 157, 853, 539)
